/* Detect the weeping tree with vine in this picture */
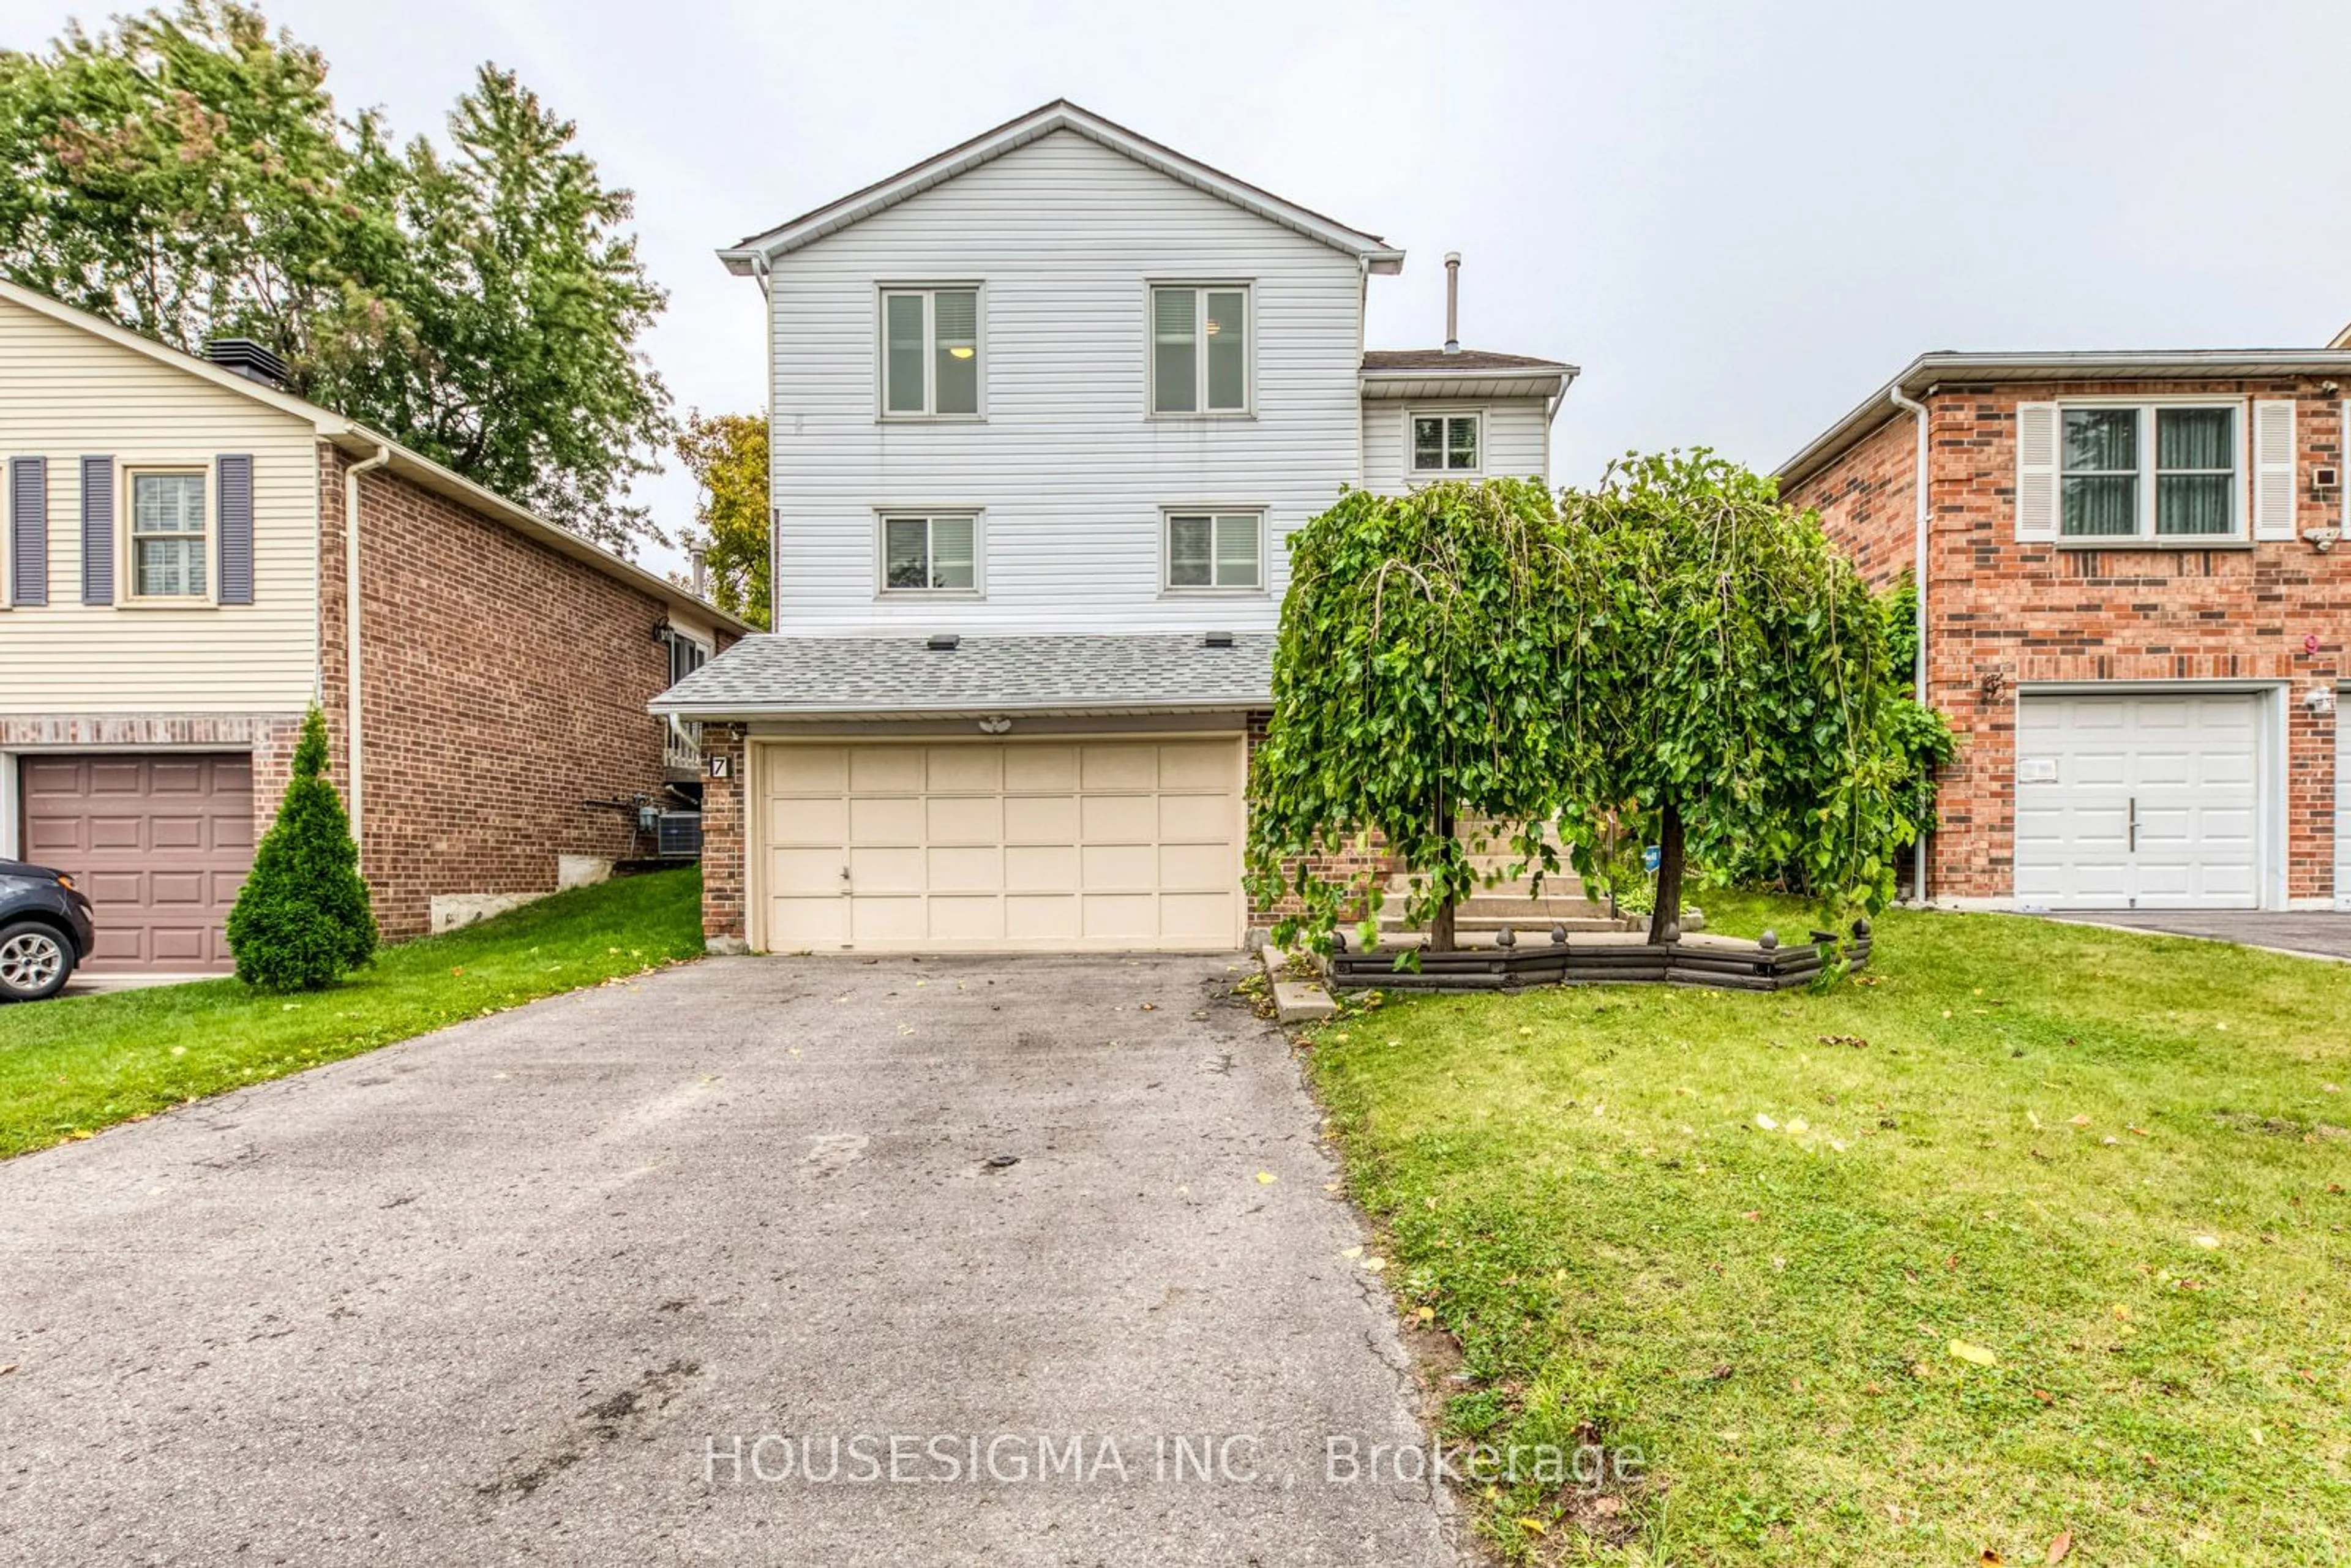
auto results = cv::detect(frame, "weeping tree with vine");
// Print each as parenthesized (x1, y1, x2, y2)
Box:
(1554, 451, 1921, 942)
(1246, 479, 1570, 954)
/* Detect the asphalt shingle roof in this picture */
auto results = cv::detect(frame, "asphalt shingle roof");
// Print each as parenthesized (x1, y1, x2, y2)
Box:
(1361, 348, 1572, 373)
(651, 632, 1277, 718)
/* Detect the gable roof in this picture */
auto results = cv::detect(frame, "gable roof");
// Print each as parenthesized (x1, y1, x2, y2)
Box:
(0, 279, 751, 635)
(719, 100, 1404, 275)
(1776, 348, 2351, 492)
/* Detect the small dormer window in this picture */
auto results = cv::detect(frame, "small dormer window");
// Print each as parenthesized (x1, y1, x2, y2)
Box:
(1409, 411, 1482, 475)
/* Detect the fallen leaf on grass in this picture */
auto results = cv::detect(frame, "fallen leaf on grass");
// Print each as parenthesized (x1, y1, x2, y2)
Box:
(2189, 1234, 2219, 1249)
(2070, 1114, 2092, 1127)
(1741, 1209, 1762, 1222)
(1949, 1340, 1998, 1367)
(1254, 1171, 1277, 1185)
(1517, 1517, 1547, 1534)
(1755, 1113, 1780, 1131)
(2047, 1528, 2074, 1562)
(1981, 1551, 2006, 1566)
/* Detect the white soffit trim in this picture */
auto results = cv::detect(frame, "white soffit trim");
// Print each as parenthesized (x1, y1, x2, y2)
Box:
(719, 100, 1404, 273)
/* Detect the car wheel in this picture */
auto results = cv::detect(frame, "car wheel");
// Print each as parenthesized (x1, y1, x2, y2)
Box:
(0, 921, 75, 1002)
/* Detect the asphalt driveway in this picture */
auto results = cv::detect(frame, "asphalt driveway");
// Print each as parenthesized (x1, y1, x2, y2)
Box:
(0, 956, 1458, 1566)
(2044, 910, 2351, 961)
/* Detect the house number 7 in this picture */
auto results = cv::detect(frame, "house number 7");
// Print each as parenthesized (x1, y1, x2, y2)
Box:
(708, 755, 731, 779)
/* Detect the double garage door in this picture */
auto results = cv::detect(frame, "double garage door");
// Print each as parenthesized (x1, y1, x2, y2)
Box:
(757, 737, 1245, 951)
(2013, 692, 2261, 910)
(17, 754, 255, 972)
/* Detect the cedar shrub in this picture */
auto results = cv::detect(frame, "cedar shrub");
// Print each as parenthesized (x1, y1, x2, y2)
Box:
(226, 707, 377, 990)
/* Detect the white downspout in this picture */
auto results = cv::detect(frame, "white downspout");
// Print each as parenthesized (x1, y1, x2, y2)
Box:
(1889, 387, 1930, 904)
(343, 444, 392, 849)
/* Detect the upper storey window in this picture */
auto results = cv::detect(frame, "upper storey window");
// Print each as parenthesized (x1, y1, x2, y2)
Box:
(1409, 411, 1482, 475)
(882, 287, 980, 418)
(2060, 405, 2237, 539)
(1150, 285, 1251, 415)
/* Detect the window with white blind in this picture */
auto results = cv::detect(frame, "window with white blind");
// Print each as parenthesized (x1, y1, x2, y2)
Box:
(1409, 411, 1483, 475)
(880, 287, 981, 417)
(2059, 403, 2241, 540)
(880, 514, 979, 593)
(127, 468, 208, 599)
(1164, 510, 1262, 591)
(1150, 285, 1251, 415)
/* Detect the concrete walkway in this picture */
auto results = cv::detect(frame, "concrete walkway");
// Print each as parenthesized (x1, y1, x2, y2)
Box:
(0, 956, 1458, 1566)
(2044, 910, 2351, 961)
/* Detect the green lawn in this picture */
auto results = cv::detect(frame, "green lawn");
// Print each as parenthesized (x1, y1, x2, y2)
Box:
(0, 867, 705, 1159)
(1308, 895, 2350, 1566)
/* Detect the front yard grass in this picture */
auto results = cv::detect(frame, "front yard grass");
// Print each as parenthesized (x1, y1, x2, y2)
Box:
(1310, 895, 2349, 1565)
(0, 866, 705, 1159)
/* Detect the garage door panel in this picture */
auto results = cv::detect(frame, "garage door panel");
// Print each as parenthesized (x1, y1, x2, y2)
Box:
(23, 817, 83, 856)
(1003, 746, 1078, 791)
(1079, 794, 1153, 843)
(1005, 843, 1077, 890)
(926, 845, 1002, 893)
(1157, 742, 1234, 789)
(1160, 842, 1232, 890)
(926, 746, 1002, 793)
(1079, 744, 1156, 790)
(88, 760, 145, 795)
(1158, 793, 1234, 841)
(1081, 893, 1157, 939)
(768, 745, 848, 793)
(1161, 892, 1237, 944)
(926, 794, 1002, 844)
(769, 795, 847, 846)
(769, 896, 849, 949)
(148, 871, 207, 907)
(929, 895, 1007, 941)
(2013, 693, 2260, 911)
(768, 847, 842, 896)
(849, 795, 923, 845)
(1006, 893, 1079, 941)
(849, 747, 924, 793)
(1081, 842, 1154, 891)
(757, 737, 1243, 951)
(848, 846, 925, 893)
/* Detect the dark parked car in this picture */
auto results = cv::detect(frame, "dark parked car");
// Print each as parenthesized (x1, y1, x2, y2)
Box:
(0, 860, 96, 1002)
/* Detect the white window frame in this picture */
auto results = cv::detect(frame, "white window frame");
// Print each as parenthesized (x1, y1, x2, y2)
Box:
(1147, 282, 1254, 418)
(1406, 408, 1486, 476)
(2055, 396, 2249, 546)
(1160, 506, 1267, 595)
(119, 461, 216, 606)
(876, 283, 985, 421)
(874, 509, 984, 598)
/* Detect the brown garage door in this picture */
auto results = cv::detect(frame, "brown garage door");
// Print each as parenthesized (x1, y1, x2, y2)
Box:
(18, 754, 255, 973)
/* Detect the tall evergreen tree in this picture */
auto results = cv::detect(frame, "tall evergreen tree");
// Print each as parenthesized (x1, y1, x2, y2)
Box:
(226, 707, 376, 990)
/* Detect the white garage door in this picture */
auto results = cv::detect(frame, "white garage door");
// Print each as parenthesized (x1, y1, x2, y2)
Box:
(2014, 692, 2262, 910)
(756, 737, 1245, 951)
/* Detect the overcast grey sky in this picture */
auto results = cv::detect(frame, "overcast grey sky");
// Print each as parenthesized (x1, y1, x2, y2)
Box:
(10, 0, 2351, 575)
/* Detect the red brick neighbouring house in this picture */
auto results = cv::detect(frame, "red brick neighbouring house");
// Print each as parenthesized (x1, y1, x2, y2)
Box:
(1, 279, 749, 972)
(1782, 351, 2351, 912)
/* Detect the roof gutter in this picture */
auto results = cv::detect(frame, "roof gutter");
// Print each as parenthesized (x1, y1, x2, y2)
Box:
(342, 444, 392, 851)
(1887, 387, 1931, 906)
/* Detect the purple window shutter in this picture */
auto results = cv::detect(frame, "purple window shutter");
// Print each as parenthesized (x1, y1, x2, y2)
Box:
(9, 456, 47, 607)
(81, 456, 113, 605)
(216, 454, 253, 605)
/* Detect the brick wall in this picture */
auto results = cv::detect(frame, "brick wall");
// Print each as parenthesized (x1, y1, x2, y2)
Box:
(1784, 407, 1919, 588)
(1804, 381, 2347, 904)
(1243, 707, 1397, 927)
(698, 723, 746, 947)
(318, 448, 686, 937)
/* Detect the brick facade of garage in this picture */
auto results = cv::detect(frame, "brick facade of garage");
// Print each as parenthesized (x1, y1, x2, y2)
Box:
(1788, 378, 2348, 906)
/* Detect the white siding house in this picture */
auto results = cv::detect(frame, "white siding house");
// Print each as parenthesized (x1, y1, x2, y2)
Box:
(759, 127, 1373, 633)
(663, 100, 1577, 956)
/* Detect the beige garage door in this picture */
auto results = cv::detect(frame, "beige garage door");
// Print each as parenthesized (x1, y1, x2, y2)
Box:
(757, 737, 1245, 952)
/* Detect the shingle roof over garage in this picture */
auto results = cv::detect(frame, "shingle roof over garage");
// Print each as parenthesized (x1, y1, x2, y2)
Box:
(650, 632, 1277, 720)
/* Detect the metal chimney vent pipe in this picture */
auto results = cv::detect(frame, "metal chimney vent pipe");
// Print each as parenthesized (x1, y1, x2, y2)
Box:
(1443, 252, 1461, 353)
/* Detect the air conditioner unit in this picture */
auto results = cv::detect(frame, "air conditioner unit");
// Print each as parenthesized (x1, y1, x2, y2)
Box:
(654, 810, 703, 859)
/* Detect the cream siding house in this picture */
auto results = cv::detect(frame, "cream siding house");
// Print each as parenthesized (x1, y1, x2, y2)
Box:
(661, 100, 1574, 956)
(0, 281, 746, 983)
